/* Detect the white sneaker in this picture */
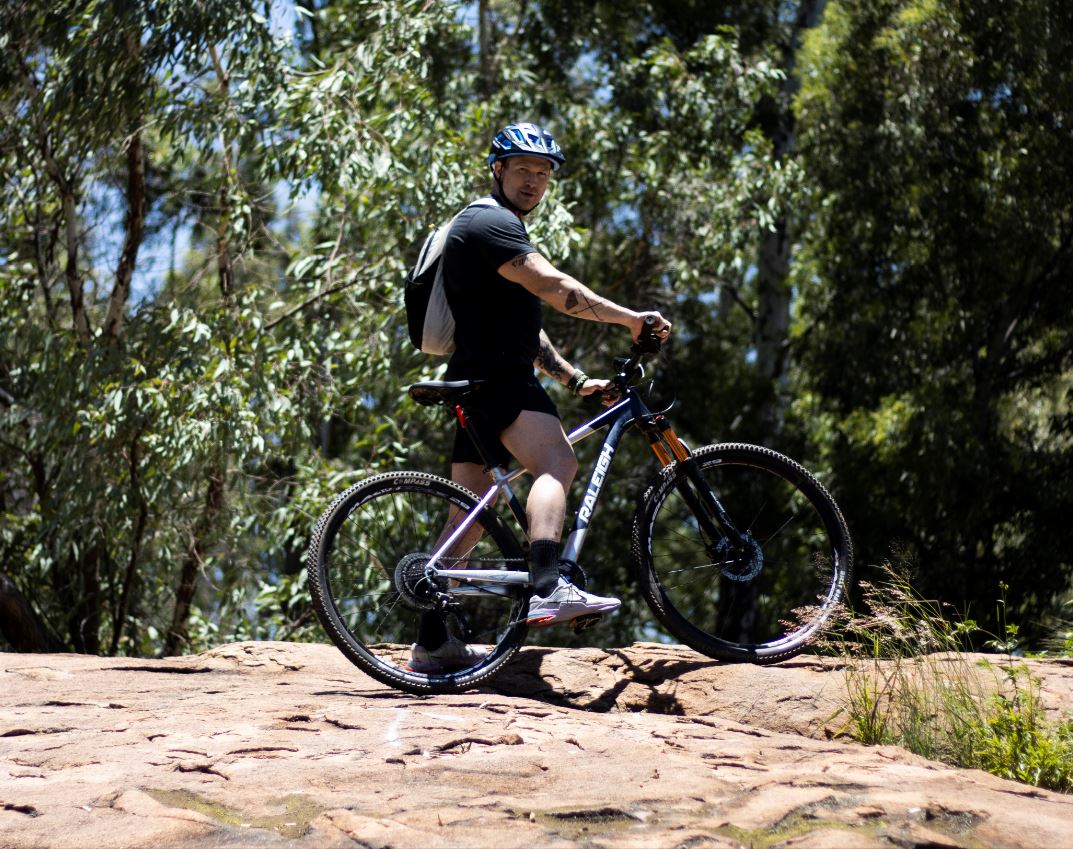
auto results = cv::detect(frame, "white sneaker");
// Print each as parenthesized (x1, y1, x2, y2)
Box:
(407, 637, 487, 674)
(526, 577, 621, 627)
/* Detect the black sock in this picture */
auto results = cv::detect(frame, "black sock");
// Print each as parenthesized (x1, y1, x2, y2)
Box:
(417, 611, 447, 650)
(529, 538, 561, 597)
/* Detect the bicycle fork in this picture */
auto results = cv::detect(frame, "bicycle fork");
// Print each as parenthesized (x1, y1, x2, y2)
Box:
(642, 415, 750, 551)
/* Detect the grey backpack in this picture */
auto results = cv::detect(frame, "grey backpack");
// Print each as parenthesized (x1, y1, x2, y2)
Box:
(404, 197, 498, 355)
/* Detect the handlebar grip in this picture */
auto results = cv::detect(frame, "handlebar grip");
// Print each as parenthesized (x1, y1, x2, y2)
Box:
(634, 314, 662, 354)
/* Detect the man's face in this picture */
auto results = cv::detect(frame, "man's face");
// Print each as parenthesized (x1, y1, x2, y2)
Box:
(494, 155, 552, 212)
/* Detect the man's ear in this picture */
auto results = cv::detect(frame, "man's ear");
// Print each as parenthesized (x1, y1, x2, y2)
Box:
(492, 160, 504, 179)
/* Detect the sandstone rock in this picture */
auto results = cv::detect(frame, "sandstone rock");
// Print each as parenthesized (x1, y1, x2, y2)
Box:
(1, 641, 1071, 849)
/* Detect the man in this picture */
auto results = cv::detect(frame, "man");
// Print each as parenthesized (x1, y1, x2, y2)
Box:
(409, 122, 672, 673)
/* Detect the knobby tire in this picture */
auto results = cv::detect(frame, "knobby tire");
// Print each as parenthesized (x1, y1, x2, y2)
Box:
(306, 471, 529, 695)
(633, 443, 853, 663)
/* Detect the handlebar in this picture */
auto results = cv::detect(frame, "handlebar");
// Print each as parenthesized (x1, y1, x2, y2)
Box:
(613, 315, 662, 388)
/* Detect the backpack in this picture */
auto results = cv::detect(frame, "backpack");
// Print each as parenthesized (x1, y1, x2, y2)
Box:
(404, 197, 498, 355)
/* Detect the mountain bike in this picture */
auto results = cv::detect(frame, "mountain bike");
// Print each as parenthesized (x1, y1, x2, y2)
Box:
(306, 323, 853, 695)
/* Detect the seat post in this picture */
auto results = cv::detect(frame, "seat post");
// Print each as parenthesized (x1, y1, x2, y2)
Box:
(454, 403, 498, 473)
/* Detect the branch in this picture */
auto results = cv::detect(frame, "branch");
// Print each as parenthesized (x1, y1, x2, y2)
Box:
(263, 268, 390, 331)
(208, 44, 235, 303)
(718, 280, 758, 324)
(111, 428, 148, 655)
(18, 61, 91, 344)
(163, 461, 226, 657)
(103, 127, 147, 342)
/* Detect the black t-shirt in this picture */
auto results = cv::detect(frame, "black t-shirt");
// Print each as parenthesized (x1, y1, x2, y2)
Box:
(442, 196, 540, 379)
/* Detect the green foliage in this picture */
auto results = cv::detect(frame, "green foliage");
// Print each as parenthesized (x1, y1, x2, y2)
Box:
(2, 0, 1071, 663)
(795, 0, 1073, 641)
(0, 0, 476, 655)
(828, 557, 1073, 793)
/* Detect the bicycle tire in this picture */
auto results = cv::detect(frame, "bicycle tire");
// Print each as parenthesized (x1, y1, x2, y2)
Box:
(307, 471, 529, 694)
(633, 443, 853, 663)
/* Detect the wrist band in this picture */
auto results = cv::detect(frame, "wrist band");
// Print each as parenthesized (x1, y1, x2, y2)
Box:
(568, 369, 588, 395)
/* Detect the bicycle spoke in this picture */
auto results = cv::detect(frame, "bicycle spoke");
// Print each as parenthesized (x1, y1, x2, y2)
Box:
(636, 444, 852, 661)
(308, 472, 529, 694)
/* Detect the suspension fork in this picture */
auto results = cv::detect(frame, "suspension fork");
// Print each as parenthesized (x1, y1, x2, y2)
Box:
(643, 415, 748, 548)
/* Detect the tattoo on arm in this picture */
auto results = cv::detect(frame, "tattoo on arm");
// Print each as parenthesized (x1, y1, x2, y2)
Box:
(534, 334, 569, 381)
(565, 289, 603, 320)
(511, 254, 531, 269)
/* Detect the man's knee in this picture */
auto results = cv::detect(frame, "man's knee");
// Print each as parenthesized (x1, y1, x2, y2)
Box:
(522, 435, 577, 484)
(501, 410, 576, 480)
(551, 449, 578, 484)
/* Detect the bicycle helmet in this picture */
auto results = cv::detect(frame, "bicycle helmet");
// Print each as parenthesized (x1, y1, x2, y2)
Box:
(487, 122, 565, 173)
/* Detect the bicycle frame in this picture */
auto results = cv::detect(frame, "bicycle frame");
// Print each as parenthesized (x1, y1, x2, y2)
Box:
(425, 381, 723, 595)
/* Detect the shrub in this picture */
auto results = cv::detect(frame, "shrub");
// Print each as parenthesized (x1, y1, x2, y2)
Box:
(825, 556, 1073, 793)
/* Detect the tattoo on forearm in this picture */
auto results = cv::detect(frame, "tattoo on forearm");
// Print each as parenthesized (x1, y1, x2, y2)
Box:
(535, 338, 568, 380)
(565, 290, 603, 320)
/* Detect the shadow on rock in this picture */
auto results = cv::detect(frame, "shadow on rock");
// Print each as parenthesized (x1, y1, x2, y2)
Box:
(478, 645, 716, 715)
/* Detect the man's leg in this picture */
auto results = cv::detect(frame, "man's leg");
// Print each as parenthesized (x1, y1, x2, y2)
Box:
(443, 461, 496, 555)
(499, 410, 577, 597)
(415, 461, 496, 655)
(500, 409, 621, 626)
(499, 410, 577, 540)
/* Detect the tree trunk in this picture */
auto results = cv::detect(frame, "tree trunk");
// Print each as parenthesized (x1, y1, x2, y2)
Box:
(60, 189, 91, 344)
(68, 545, 102, 655)
(111, 431, 148, 656)
(755, 221, 791, 441)
(209, 44, 235, 304)
(478, 0, 497, 99)
(753, 0, 828, 443)
(103, 127, 146, 341)
(0, 573, 65, 652)
(163, 465, 225, 657)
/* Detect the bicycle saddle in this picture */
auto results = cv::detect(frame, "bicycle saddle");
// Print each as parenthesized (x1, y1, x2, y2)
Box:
(407, 379, 485, 407)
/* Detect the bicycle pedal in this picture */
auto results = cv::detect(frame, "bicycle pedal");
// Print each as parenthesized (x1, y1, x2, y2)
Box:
(567, 613, 603, 633)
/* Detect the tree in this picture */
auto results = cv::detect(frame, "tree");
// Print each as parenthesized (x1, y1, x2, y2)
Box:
(795, 0, 1073, 637)
(0, 0, 474, 655)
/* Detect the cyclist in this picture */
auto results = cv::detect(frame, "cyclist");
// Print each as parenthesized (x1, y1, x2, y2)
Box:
(409, 121, 672, 673)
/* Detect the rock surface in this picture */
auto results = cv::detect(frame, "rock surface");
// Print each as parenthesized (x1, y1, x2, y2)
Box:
(2, 641, 1072, 849)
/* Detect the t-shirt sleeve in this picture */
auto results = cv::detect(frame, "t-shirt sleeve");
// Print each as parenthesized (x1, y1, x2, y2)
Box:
(468, 208, 536, 271)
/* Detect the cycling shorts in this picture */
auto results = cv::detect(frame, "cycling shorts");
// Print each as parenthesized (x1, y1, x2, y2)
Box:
(450, 372, 559, 468)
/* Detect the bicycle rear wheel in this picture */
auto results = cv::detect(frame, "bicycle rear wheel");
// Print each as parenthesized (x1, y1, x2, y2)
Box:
(307, 471, 529, 694)
(633, 443, 852, 663)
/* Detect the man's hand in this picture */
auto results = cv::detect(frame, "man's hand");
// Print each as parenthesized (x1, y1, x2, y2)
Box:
(629, 311, 673, 342)
(578, 378, 620, 407)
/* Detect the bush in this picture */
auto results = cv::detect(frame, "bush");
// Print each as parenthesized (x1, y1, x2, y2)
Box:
(825, 556, 1073, 793)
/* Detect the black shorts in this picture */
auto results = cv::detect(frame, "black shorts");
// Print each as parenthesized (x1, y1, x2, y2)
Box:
(450, 373, 559, 468)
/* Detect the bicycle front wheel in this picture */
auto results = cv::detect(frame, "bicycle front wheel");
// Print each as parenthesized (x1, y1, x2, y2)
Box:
(633, 443, 853, 663)
(307, 471, 529, 694)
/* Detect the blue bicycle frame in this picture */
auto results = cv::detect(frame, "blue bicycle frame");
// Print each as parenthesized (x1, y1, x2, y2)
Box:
(424, 386, 693, 594)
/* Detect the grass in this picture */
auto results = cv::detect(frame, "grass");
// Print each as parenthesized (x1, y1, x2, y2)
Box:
(823, 556, 1073, 793)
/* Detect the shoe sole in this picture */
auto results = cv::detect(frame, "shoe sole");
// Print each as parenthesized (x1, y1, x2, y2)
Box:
(526, 602, 620, 628)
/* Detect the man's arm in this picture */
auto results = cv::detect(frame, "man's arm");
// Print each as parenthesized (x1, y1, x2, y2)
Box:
(534, 328, 619, 404)
(533, 329, 575, 386)
(499, 252, 650, 338)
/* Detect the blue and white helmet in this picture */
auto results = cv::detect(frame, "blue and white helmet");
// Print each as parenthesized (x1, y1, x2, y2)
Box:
(488, 122, 565, 173)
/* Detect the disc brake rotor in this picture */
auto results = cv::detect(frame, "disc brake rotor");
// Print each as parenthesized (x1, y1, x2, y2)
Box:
(713, 534, 764, 582)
